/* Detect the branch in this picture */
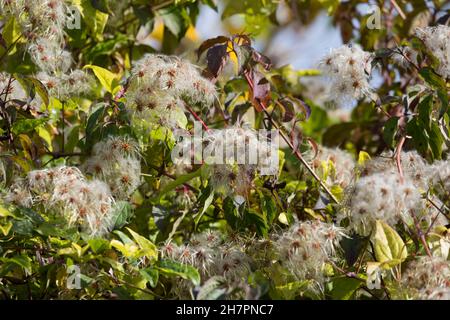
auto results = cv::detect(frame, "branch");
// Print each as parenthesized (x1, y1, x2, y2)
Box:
(243, 72, 339, 204)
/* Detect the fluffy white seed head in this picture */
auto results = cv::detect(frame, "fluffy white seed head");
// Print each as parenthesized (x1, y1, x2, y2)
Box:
(319, 44, 375, 106)
(415, 25, 450, 79)
(202, 125, 278, 196)
(401, 256, 450, 300)
(84, 136, 141, 200)
(125, 54, 216, 133)
(4, 166, 116, 237)
(273, 220, 346, 290)
(308, 146, 356, 188)
(342, 170, 422, 235)
(360, 151, 431, 191)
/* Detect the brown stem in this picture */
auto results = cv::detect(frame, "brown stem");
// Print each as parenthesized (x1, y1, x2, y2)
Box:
(184, 103, 210, 131)
(389, 0, 406, 20)
(148, 163, 198, 193)
(242, 72, 339, 204)
(395, 135, 406, 183)
(411, 212, 432, 257)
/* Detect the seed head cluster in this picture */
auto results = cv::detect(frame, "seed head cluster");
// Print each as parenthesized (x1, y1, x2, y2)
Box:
(202, 126, 277, 195)
(319, 44, 375, 106)
(0, 1, 95, 102)
(84, 136, 141, 200)
(3, 166, 115, 237)
(400, 256, 450, 300)
(415, 25, 450, 79)
(309, 146, 356, 188)
(126, 54, 216, 131)
(160, 230, 252, 298)
(273, 220, 346, 290)
(342, 171, 421, 235)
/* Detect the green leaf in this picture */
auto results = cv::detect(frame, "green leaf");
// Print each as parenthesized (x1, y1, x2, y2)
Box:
(417, 95, 433, 131)
(88, 238, 110, 254)
(0, 221, 12, 236)
(419, 67, 446, 91)
(159, 6, 189, 39)
(245, 209, 269, 237)
(331, 277, 362, 300)
(1, 17, 21, 56)
(155, 168, 201, 200)
(274, 280, 312, 299)
(157, 259, 200, 286)
(11, 118, 47, 135)
(126, 227, 158, 260)
(65, 125, 80, 153)
(373, 220, 407, 268)
(259, 191, 277, 224)
(194, 186, 214, 226)
(139, 268, 159, 288)
(84, 65, 120, 94)
(3, 255, 32, 273)
(73, 0, 109, 41)
(406, 118, 428, 155)
(340, 234, 369, 267)
(36, 126, 53, 152)
(85, 103, 107, 147)
(90, 0, 112, 14)
(110, 201, 133, 229)
(428, 122, 443, 160)
(382, 117, 398, 149)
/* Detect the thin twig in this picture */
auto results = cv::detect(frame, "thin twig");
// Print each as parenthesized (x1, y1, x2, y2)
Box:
(242, 72, 339, 204)
(394, 135, 406, 182)
(184, 103, 210, 131)
(411, 211, 432, 257)
(389, 0, 407, 20)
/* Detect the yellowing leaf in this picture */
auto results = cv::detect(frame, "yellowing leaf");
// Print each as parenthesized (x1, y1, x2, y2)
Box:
(0, 221, 12, 236)
(0, 205, 15, 218)
(227, 41, 239, 75)
(84, 64, 120, 94)
(110, 239, 139, 258)
(36, 127, 53, 152)
(358, 151, 371, 165)
(126, 228, 158, 261)
(373, 220, 407, 268)
(278, 212, 289, 225)
(1, 17, 22, 56)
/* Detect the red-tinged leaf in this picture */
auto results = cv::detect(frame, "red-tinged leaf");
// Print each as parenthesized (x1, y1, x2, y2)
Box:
(197, 36, 229, 60)
(205, 44, 229, 80)
(277, 98, 295, 122)
(248, 70, 271, 112)
(252, 50, 272, 70)
(306, 137, 319, 160)
(296, 98, 311, 121)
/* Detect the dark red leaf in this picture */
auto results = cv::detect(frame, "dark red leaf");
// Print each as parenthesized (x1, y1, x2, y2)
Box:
(197, 36, 229, 60)
(205, 44, 229, 80)
(277, 98, 295, 122)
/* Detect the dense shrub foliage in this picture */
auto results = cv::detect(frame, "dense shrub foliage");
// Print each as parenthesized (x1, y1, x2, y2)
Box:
(0, 0, 449, 300)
